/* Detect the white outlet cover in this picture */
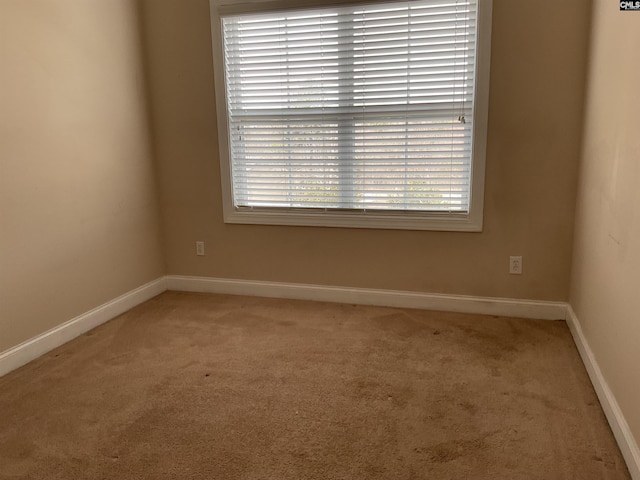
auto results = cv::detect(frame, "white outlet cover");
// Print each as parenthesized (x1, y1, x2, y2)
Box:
(509, 256, 522, 275)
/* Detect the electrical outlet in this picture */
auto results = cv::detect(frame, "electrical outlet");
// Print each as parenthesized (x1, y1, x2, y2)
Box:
(196, 241, 205, 256)
(509, 256, 522, 275)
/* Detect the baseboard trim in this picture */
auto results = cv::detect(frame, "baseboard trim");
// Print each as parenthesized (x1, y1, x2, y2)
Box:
(566, 306, 640, 479)
(0, 277, 167, 378)
(2, 273, 636, 477)
(0, 275, 565, 379)
(166, 275, 567, 320)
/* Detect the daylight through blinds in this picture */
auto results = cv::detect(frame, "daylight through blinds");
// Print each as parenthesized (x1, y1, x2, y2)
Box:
(222, 0, 478, 212)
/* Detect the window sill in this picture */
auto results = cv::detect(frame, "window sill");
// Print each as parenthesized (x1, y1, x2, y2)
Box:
(223, 208, 483, 232)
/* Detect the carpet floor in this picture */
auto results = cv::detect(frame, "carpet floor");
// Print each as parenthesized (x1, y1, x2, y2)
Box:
(0, 291, 630, 479)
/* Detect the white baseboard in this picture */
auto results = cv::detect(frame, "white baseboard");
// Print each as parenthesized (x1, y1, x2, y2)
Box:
(0, 275, 564, 380)
(166, 275, 567, 320)
(566, 306, 640, 479)
(1, 273, 636, 477)
(0, 277, 167, 378)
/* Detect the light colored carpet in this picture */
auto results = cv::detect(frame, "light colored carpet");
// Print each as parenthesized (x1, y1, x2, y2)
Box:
(0, 291, 630, 479)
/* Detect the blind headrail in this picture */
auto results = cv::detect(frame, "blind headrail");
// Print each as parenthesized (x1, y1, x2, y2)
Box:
(214, 0, 454, 17)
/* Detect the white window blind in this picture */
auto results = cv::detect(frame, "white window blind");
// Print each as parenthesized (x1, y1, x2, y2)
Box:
(221, 0, 478, 214)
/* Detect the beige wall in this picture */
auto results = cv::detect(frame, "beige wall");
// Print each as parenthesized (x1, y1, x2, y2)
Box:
(0, 0, 165, 352)
(140, 0, 590, 301)
(570, 0, 640, 452)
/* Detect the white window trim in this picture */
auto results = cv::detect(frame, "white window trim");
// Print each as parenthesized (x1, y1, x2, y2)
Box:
(210, 0, 492, 232)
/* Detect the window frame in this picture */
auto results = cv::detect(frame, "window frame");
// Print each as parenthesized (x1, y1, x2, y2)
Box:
(210, 0, 492, 232)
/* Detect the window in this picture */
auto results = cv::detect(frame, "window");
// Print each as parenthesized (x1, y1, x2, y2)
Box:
(211, 0, 492, 231)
